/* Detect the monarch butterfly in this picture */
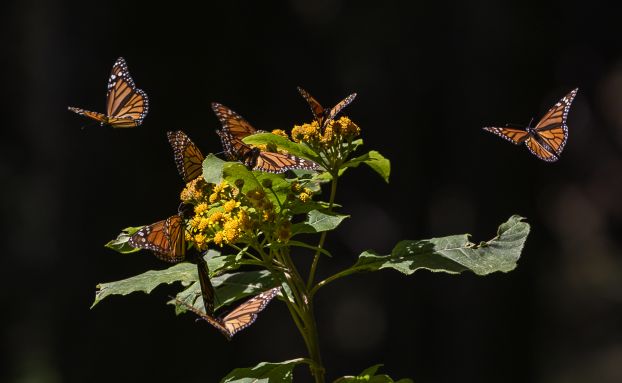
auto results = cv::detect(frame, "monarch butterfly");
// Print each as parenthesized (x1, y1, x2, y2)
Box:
(211, 103, 321, 173)
(483, 88, 578, 162)
(297, 86, 357, 130)
(128, 207, 215, 315)
(68, 57, 149, 128)
(176, 287, 281, 340)
(167, 131, 205, 182)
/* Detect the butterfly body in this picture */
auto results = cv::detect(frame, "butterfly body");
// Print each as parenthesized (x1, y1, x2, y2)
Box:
(69, 57, 148, 128)
(212, 103, 321, 173)
(483, 88, 577, 162)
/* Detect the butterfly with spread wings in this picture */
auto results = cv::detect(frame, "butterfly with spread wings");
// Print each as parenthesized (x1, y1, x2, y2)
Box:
(167, 131, 205, 183)
(176, 287, 281, 340)
(68, 57, 149, 128)
(211, 103, 321, 173)
(128, 205, 215, 315)
(483, 88, 578, 162)
(297, 86, 357, 131)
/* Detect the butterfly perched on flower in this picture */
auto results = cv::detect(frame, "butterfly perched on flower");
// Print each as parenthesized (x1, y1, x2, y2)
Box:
(483, 88, 578, 162)
(211, 103, 321, 173)
(176, 287, 281, 340)
(68, 57, 149, 128)
(167, 131, 205, 183)
(297, 86, 357, 131)
(128, 204, 215, 315)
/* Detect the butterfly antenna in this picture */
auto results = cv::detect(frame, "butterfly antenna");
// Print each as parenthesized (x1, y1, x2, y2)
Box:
(527, 117, 534, 128)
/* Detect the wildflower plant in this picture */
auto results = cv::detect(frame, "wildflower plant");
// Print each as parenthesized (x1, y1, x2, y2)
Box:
(96, 90, 530, 383)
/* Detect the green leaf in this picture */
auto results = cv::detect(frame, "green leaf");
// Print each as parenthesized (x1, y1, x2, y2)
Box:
(243, 132, 319, 160)
(105, 226, 142, 253)
(340, 150, 390, 183)
(174, 270, 278, 311)
(334, 364, 413, 383)
(202, 154, 227, 184)
(221, 359, 304, 383)
(93, 250, 227, 307)
(219, 161, 291, 210)
(291, 210, 349, 235)
(352, 215, 529, 276)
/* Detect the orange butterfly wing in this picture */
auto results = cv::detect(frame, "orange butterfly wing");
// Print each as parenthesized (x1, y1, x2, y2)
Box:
(255, 151, 321, 173)
(525, 136, 558, 162)
(167, 131, 205, 182)
(220, 287, 281, 337)
(297, 86, 357, 129)
(211, 102, 258, 138)
(482, 127, 530, 144)
(128, 215, 185, 262)
(532, 88, 577, 155)
(68, 57, 148, 128)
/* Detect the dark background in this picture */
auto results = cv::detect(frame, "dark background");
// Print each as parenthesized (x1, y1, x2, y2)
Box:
(2, 1, 622, 382)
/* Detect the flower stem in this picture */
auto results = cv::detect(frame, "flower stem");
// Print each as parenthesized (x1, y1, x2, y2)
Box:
(306, 175, 338, 290)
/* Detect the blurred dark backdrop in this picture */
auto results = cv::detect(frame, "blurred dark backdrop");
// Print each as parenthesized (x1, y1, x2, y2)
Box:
(2, 1, 622, 382)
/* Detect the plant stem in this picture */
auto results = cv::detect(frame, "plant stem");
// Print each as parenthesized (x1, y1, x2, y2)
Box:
(306, 175, 338, 290)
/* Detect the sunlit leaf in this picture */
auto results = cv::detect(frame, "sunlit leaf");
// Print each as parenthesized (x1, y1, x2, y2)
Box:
(351, 215, 529, 276)
(105, 226, 142, 253)
(340, 150, 390, 183)
(221, 359, 304, 383)
(334, 364, 413, 383)
(202, 154, 227, 184)
(292, 210, 349, 235)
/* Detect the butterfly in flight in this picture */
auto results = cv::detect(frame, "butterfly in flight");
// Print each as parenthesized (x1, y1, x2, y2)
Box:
(297, 86, 357, 131)
(176, 287, 281, 340)
(68, 57, 149, 128)
(128, 204, 215, 315)
(167, 131, 205, 183)
(483, 88, 578, 162)
(211, 103, 321, 173)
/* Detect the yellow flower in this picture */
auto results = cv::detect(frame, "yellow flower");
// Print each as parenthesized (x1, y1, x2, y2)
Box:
(213, 231, 224, 246)
(298, 192, 311, 203)
(321, 125, 334, 143)
(223, 199, 240, 213)
(271, 129, 289, 139)
(209, 192, 219, 204)
(291, 122, 320, 143)
(190, 216, 202, 229)
(194, 202, 208, 215)
(213, 182, 228, 195)
(194, 233, 207, 249)
(180, 177, 205, 202)
(290, 181, 303, 193)
(223, 219, 240, 232)
(208, 211, 224, 226)
(237, 210, 250, 229)
(198, 217, 210, 231)
(337, 116, 360, 137)
(303, 188, 313, 195)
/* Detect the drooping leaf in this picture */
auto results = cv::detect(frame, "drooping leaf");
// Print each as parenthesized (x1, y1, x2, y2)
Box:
(340, 150, 390, 183)
(202, 154, 227, 184)
(93, 250, 228, 307)
(292, 210, 349, 235)
(351, 215, 529, 276)
(105, 226, 142, 253)
(221, 359, 304, 383)
(334, 364, 413, 383)
(243, 132, 319, 161)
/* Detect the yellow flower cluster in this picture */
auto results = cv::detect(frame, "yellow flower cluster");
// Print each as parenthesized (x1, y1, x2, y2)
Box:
(183, 181, 251, 249)
(181, 179, 286, 250)
(288, 181, 315, 203)
(291, 117, 360, 147)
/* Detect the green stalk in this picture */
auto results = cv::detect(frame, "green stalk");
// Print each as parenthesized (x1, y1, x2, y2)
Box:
(306, 174, 338, 290)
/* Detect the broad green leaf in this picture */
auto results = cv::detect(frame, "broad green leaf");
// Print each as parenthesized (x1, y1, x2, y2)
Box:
(334, 364, 413, 383)
(220, 162, 292, 210)
(93, 250, 227, 307)
(292, 210, 349, 235)
(105, 226, 142, 253)
(173, 270, 278, 311)
(221, 359, 304, 383)
(352, 215, 529, 276)
(202, 154, 227, 184)
(340, 150, 390, 183)
(243, 133, 319, 160)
